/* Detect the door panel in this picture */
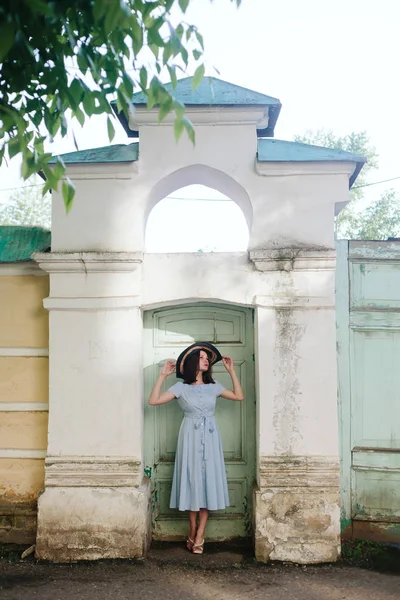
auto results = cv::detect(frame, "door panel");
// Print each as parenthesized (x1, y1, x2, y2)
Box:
(352, 330, 400, 448)
(154, 308, 246, 346)
(337, 241, 400, 541)
(144, 303, 255, 541)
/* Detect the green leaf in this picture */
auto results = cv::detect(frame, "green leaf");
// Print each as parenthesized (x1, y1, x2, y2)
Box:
(41, 162, 58, 189)
(27, 0, 53, 16)
(60, 112, 68, 136)
(92, 0, 105, 22)
(163, 41, 173, 64)
(192, 49, 202, 61)
(8, 137, 21, 160)
(195, 30, 204, 50)
(181, 45, 188, 66)
(183, 117, 195, 145)
(130, 19, 143, 55)
(178, 0, 190, 12)
(62, 178, 75, 213)
(139, 66, 148, 91)
(82, 91, 96, 116)
(69, 79, 84, 110)
(77, 51, 88, 74)
(107, 116, 115, 142)
(146, 86, 155, 110)
(147, 22, 165, 47)
(149, 44, 159, 59)
(121, 72, 134, 99)
(193, 63, 205, 89)
(173, 100, 185, 120)
(167, 65, 177, 88)
(31, 109, 43, 128)
(21, 154, 38, 180)
(174, 117, 184, 142)
(74, 107, 85, 127)
(158, 96, 173, 123)
(0, 24, 15, 62)
(33, 136, 45, 152)
(104, 1, 121, 35)
(53, 157, 66, 181)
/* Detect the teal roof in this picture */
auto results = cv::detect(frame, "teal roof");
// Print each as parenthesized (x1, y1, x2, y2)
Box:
(132, 76, 280, 107)
(0, 226, 51, 263)
(257, 139, 366, 187)
(49, 143, 139, 165)
(116, 76, 281, 138)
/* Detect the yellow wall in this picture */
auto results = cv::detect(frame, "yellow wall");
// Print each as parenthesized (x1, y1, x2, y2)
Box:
(0, 412, 48, 450)
(0, 275, 49, 347)
(0, 357, 48, 403)
(0, 274, 49, 515)
(0, 459, 46, 503)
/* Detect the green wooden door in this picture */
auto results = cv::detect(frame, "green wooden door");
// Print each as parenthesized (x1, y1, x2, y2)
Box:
(143, 302, 256, 541)
(337, 240, 400, 542)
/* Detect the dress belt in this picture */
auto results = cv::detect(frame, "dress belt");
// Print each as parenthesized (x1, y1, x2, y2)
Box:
(184, 413, 215, 460)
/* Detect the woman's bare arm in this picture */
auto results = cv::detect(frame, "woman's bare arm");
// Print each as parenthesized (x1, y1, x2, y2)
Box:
(148, 361, 177, 405)
(220, 357, 244, 401)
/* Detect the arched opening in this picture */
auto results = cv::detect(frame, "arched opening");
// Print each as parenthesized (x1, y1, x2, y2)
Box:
(144, 165, 252, 253)
(146, 185, 249, 252)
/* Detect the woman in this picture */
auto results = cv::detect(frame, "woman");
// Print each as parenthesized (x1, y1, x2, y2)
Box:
(148, 341, 244, 554)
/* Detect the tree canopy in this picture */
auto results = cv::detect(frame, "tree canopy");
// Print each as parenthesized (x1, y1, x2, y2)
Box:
(0, 0, 241, 210)
(0, 176, 51, 229)
(295, 130, 400, 240)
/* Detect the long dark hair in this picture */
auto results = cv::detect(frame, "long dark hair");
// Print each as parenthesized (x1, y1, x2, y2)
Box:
(183, 350, 215, 385)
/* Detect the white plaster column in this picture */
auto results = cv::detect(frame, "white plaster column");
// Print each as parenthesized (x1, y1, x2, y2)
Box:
(251, 249, 340, 564)
(32, 252, 151, 561)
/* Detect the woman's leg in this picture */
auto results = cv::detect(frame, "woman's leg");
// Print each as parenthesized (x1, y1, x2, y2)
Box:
(195, 508, 208, 544)
(188, 511, 198, 546)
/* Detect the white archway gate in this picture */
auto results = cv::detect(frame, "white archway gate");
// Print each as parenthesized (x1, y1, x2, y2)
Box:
(33, 76, 365, 563)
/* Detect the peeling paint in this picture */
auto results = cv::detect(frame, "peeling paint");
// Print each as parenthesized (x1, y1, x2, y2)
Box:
(272, 309, 305, 455)
(254, 485, 340, 563)
(35, 482, 152, 562)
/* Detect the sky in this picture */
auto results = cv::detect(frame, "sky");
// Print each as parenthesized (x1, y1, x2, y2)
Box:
(1, 0, 400, 250)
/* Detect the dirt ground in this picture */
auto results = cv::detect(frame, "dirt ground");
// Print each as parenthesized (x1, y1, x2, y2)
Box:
(1, 542, 400, 600)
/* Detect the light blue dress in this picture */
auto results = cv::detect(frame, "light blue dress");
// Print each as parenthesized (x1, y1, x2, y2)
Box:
(168, 381, 230, 512)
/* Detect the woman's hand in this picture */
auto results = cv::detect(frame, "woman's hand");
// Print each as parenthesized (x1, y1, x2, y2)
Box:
(220, 356, 244, 401)
(222, 356, 234, 373)
(161, 360, 176, 377)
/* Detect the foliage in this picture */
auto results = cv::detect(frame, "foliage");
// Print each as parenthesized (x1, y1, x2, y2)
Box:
(295, 129, 400, 240)
(0, 176, 51, 229)
(294, 129, 378, 204)
(0, 0, 241, 211)
(352, 189, 400, 240)
(342, 539, 400, 573)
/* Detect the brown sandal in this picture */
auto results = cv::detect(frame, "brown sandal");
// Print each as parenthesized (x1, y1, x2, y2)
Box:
(192, 539, 204, 554)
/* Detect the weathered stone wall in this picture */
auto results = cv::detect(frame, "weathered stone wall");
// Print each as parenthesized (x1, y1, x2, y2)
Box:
(254, 456, 340, 563)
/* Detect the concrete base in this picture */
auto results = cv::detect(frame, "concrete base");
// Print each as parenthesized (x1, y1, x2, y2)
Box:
(35, 484, 151, 562)
(254, 456, 341, 564)
(35, 457, 151, 562)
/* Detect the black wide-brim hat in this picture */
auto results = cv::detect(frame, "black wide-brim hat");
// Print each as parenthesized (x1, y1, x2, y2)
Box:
(175, 342, 222, 379)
